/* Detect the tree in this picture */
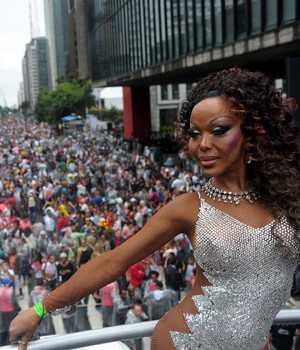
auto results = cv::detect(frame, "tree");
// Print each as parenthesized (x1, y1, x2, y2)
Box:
(20, 101, 30, 117)
(97, 107, 124, 126)
(0, 105, 12, 117)
(34, 79, 95, 124)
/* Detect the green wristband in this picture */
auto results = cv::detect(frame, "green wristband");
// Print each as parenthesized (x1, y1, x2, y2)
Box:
(33, 301, 48, 318)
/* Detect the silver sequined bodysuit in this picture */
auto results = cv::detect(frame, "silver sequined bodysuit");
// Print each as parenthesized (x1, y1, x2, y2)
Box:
(171, 196, 299, 350)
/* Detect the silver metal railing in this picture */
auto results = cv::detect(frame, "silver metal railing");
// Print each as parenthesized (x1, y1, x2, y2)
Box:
(1, 309, 300, 349)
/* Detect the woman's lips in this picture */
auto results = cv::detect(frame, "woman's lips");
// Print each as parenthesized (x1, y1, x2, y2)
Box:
(199, 157, 218, 166)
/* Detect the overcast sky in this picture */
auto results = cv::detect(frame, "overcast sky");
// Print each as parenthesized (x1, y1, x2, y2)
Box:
(0, 0, 45, 107)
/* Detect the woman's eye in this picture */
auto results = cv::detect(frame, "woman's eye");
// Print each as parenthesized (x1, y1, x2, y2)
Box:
(186, 130, 201, 139)
(212, 125, 231, 135)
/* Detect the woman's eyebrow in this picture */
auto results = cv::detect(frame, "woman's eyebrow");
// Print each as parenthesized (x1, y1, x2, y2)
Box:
(209, 115, 234, 124)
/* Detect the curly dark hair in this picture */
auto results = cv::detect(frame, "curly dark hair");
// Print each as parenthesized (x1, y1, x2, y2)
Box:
(177, 67, 300, 230)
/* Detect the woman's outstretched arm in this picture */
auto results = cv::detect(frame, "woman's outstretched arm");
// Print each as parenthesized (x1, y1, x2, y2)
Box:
(9, 192, 199, 349)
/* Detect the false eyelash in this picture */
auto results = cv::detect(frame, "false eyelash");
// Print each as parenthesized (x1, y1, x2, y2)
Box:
(185, 129, 200, 137)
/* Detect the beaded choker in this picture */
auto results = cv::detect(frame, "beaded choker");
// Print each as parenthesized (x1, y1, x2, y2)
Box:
(202, 178, 259, 205)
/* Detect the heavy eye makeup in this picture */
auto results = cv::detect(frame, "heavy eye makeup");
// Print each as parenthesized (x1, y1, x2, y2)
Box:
(185, 129, 201, 139)
(186, 124, 232, 139)
(212, 125, 231, 135)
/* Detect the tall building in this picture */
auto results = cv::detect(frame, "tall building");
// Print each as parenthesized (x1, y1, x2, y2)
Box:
(44, 0, 90, 85)
(44, 0, 69, 86)
(18, 82, 25, 107)
(68, 0, 91, 80)
(87, 0, 300, 139)
(22, 37, 52, 112)
(22, 54, 30, 105)
(44, 0, 68, 87)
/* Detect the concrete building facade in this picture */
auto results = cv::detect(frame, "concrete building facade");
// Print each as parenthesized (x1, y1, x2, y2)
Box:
(22, 37, 52, 112)
(44, 0, 69, 86)
(87, 0, 300, 140)
(44, 0, 91, 84)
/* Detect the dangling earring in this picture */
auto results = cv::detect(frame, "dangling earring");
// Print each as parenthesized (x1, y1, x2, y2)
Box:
(246, 160, 252, 164)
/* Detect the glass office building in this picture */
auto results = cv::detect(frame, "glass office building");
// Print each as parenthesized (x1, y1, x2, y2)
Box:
(88, 0, 299, 82)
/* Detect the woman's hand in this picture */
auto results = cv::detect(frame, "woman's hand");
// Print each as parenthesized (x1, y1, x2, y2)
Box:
(9, 307, 41, 349)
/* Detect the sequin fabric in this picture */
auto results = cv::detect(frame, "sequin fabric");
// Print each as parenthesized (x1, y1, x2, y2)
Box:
(171, 197, 299, 350)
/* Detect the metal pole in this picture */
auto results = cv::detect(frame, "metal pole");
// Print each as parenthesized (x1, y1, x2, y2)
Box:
(1, 321, 158, 350)
(2, 309, 300, 350)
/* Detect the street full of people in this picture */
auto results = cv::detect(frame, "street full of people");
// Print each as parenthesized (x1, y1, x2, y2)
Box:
(0, 114, 202, 348)
(2, 67, 300, 350)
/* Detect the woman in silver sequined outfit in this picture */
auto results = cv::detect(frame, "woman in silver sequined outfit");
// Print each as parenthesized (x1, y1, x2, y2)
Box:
(10, 68, 300, 350)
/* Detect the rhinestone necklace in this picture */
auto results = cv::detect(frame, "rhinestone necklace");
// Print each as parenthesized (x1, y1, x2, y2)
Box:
(202, 178, 259, 205)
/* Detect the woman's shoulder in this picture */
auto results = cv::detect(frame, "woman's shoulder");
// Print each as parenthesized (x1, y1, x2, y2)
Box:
(170, 191, 200, 205)
(155, 192, 201, 227)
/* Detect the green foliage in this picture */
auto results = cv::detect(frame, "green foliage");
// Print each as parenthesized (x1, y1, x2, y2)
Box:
(101, 107, 123, 125)
(0, 105, 12, 116)
(34, 79, 95, 124)
(93, 106, 123, 125)
(160, 125, 175, 133)
(20, 101, 30, 117)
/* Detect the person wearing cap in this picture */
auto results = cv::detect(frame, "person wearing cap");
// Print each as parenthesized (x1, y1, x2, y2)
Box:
(57, 252, 74, 287)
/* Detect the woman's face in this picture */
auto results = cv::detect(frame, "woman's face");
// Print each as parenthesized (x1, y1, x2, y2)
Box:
(188, 96, 245, 178)
(49, 255, 56, 264)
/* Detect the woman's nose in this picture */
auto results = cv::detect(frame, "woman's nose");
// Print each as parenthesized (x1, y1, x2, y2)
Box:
(199, 135, 211, 151)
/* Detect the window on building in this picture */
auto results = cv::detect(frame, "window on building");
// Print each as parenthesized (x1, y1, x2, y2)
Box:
(251, 0, 261, 33)
(195, 0, 203, 49)
(236, 0, 247, 38)
(265, 0, 277, 29)
(214, 0, 222, 45)
(204, 0, 212, 48)
(224, 0, 234, 43)
(134, 2, 142, 70)
(172, 84, 179, 99)
(166, 0, 173, 59)
(139, 1, 146, 67)
(282, 0, 296, 23)
(187, 0, 195, 52)
(160, 108, 178, 127)
(130, 2, 137, 71)
(149, 0, 156, 65)
(161, 85, 169, 100)
(179, 0, 187, 54)
(154, 0, 161, 62)
(186, 83, 194, 95)
(160, 1, 167, 61)
(172, 0, 180, 57)
(143, 0, 150, 66)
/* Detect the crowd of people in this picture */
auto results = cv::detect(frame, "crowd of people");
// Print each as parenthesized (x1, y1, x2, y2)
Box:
(0, 114, 202, 347)
(1, 78, 300, 350)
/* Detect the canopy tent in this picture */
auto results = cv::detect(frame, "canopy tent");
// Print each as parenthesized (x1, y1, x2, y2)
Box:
(62, 115, 84, 134)
(62, 115, 76, 121)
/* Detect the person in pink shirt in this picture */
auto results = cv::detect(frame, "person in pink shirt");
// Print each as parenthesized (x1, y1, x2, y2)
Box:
(121, 221, 135, 240)
(98, 281, 118, 327)
(0, 278, 19, 346)
(19, 215, 32, 232)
